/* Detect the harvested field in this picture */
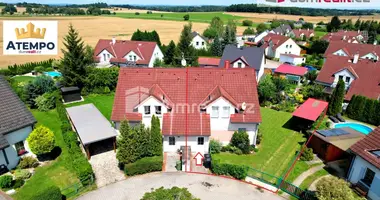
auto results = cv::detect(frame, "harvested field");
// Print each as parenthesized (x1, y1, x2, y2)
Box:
(0, 16, 245, 67)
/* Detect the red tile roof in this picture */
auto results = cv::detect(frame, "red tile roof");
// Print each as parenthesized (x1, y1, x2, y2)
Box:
(198, 57, 221, 67)
(324, 41, 380, 59)
(112, 68, 262, 136)
(316, 55, 380, 100)
(292, 98, 328, 121)
(94, 39, 157, 65)
(322, 30, 367, 43)
(275, 64, 308, 76)
(293, 29, 315, 38)
(261, 33, 290, 51)
(350, 126, 380, 169)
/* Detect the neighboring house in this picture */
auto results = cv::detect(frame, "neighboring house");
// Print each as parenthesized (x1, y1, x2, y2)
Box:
(293, 29, 315, 39)
(111, 67, 262, 155)
(322, 30, 368, 44)
(260, 33, 301, 59)
(316, 55, 380, 101)
(293, 20, 306, 28)
(279, 54, 306, 66)
(93, 38, 164, 68)
(324, 41, 380, 61)
(236, 34, 256, 48)
(198, 57, 221, 68)
(218, 45, 266, 81)
(0, 76, 36, 170)
(274, 64, 308, 84)
(270, 24, 295, 37)
(348, 126, 380, 200)
(190, 32, 208, 50)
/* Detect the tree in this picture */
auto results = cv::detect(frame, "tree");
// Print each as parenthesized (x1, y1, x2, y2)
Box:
(141, 187, 200, 200)
(243, 28, 255, 35)
(27, 126, 55, 155)
(354, 19, 361, 30)
(23, 75, 56, 108)
(153, 58, 164, 67)
(368, 31, 377, 44)
(177, 23, 198, 66)
(183, 14, 190, 21)
(150, 115, 162, 156)
(26, 6, 33, 14)
(329, 16, 341, 32)
(256, 23, 267, 34)
(270, 20, 281, 29)
(116, 120, 138, 165)
(258, 75, 276, 103)
(305, 70, 318, 83)
(210, 36, 223, 57)
(361, 98, 376, 123)
(222, 20, 237, 49)
(230, 130, 250, 154)
(202, 17, 224, 39)
(328, 79, 345, 116)
(60, 24, 89, 88)
(316, 177, 356, 200)
(164, 40, 176, 65)
(345, 95, 357, 118)
(242, 20, 253, 26)
(310, 40, 329, 54)
(202, 28, 218, 39)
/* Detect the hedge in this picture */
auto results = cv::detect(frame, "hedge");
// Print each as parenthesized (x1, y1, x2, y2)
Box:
(0, 59, 54, 76)
(346, 95, 380, 126)
(124, 156, 163, 176)
(27, 185, 62, 200)
(56, 99, 94, 185)
(211, 161, 248, 180)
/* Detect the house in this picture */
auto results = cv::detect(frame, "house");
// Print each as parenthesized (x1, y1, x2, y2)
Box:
(308, 127, 365, 162)
(293, 20, 306, 28)
(322, 30, 368, 44)
(260, 33, 301, 59)
(218, 45, 266, 81)
(236, 34, 256, 48)
(316, 55, 380, 101)
(111, 67, 262, 155)
(198, 57, 221, 68)
(190, 32, 208, 50)
(0, 76, 36, 170)
(93, 38, 164, 67)
(270, 24, 295, 37)
(347, 126, 380, 200)
(324, 41, 380, 61)
(293, 29, 315, 40)
(274, 64, 308, 84)
(279, 54, 306, 66)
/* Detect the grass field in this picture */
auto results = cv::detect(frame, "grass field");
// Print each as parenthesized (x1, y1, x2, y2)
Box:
(213, 108, 307, 178)
(299, 169, 329, 190)
(315, 31, 328, 38)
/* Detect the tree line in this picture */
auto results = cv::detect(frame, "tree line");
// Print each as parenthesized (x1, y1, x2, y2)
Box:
(113, 5, 226, 12)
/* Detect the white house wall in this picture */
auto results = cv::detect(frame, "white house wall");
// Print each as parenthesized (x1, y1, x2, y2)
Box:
(232, 59, 247, 68)
(163, 136, 209, 154)
(97, 49, 114, 64)
(275, 39, 301, 59)
(333, 49, 349, 57)
(191, 35, 207, 50)
(148, 45, 164, 67)
(136, 96, 168, 128)
(257, 54, 265, 81)
(254, 31, 269, 43)
(124, 51, 141, 62)
(333, 69, 355, 87)
(348, 156, 380, 200)
(280, 55, 305, 65)
(361, 53, 378, 60)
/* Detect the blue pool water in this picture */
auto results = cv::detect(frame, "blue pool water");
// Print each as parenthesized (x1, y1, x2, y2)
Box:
(334, 123, 373, 135)
(44, 71, 62, 78)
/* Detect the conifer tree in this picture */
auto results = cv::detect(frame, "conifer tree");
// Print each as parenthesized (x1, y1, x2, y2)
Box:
(345, 95, 356, 118)
(116, 120, 138, 165)
(60, 24, 88, 88)
(177, 23, 198, 66)
(151, 115, 163, 156)
(328, 79, 345, 116)
(211, 35, 223, 57)
(164, 40, 176, 65)
(374, 101, 380, 125)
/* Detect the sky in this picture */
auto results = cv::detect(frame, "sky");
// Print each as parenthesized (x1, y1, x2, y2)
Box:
(2, 0, 257, 5)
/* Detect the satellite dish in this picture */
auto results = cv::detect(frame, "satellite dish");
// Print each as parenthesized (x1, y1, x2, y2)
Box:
(181, 58, 187, 67)
(241, 102, 247, 110)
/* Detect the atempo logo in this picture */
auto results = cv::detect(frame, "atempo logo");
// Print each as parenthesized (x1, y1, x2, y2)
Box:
(3, 21, 58, 55)
(258, 0, 375, 8)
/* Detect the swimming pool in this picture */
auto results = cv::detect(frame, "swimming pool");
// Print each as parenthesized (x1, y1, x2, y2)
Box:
(44, 71, 62, 78)
(334, 123, 373, 135)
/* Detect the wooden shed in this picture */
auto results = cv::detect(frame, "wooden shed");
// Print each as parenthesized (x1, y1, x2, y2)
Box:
(61, 87, 81, 103)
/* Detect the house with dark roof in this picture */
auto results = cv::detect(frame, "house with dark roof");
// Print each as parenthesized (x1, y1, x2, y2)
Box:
(0, 76, 36, 170)
(347, 126, 380, 200)
(316, 55, 380, 101)
(111, 66, 262, 157)
(322, 30, 368, 44)
(270, 24, 294, 37)
(259, 33, 301, 59)
(93, 38, 164, 67)
(190, 31, 208, 50)
(324, 41, 380, 61)
(218, 45, 265, 81)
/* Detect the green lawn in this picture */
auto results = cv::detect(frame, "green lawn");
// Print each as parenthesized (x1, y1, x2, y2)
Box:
(13, 110, 79, 200)
(65, 93, 115, 120)
(299, 169, 329, 190)
(12, 76, 35, 84)
(315, 31, 328, 38)
(114, 12, 251, 25)
(213, 107, 307, 178)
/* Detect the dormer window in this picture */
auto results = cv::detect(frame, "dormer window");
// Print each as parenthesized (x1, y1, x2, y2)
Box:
(345, 77, 350, 83)
(144, 106, 151, 115)
(222, 106, 230, 118)
(155, 106, 162, 115)
(211, 106, 219, 118)
(339, 75, 343, 81)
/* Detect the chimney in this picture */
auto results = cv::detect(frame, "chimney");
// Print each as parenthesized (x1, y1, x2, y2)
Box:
(353, 53, 359, 64)
(224, 60, 230, 69)
(112, 37, 116, 45)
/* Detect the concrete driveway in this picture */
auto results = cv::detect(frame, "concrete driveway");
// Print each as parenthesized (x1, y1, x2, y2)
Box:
(77, 172, 284, 200)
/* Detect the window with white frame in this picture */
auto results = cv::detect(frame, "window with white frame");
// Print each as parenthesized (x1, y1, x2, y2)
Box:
(238, 62, 242, 68)
(222, 106, 230, 118)
(211, 106, 219, 118)
(144, 106, 151, 115)
(155, 106, 162, 115)
(103, 54, 106, 61)
(197, 137, 204, 145)
(15, 141, 26, 156)
(345, 77, 350, 83)
(134, 56, 137, 61)
(129, 55, 132, 61)
(169, 137, 175, 145)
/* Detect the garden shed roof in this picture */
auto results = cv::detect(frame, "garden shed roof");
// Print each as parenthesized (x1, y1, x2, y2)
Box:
(292, 98, 328, 121)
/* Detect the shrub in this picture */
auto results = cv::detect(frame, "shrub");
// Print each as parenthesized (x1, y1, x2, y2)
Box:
(316, 177, 356, 200)
(243, 27, 255, 35)
(35, 92, 58, 111)
(28, 185, 62, 200)
(221, 145, 233, 152)
(242, 20, 253, 26)
(175, 161, 182, 171)
(135, 12, 140, 15)
(211, 161, 248, 180)
(183, 14, 190, 21)
(232, 148, 243, 155)
(256, 129, 263, 145)
(209, 139, 222, 154)
(23, 75, 56, 107)
(34, 66, 44, 73)
(12, 179, 24, 189)
(0, 175, 13, 188)
(300, 147, 314, 161)
(230, 131, 250, 154)
(124, 156, 162, 176)
(18, 156, 39, 169)
(27, 126, 55, 155)
(141, 187, 199, 200)
(14, 169, 32, 180)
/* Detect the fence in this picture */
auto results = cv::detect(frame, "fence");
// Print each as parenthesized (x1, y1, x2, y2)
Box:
(61, 175, 95, 199)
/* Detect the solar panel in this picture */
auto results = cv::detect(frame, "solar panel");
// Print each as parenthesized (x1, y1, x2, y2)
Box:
(318, 128, 350, 137)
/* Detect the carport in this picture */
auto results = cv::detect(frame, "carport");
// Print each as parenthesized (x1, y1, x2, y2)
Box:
(66, 104, 118, 159)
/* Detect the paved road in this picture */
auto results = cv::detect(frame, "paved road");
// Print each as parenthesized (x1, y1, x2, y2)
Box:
(78, 172, 284, 200)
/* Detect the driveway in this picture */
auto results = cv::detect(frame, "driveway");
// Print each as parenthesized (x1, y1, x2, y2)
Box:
(78, 172, 283, 200)
(265, 59, 281, 69)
